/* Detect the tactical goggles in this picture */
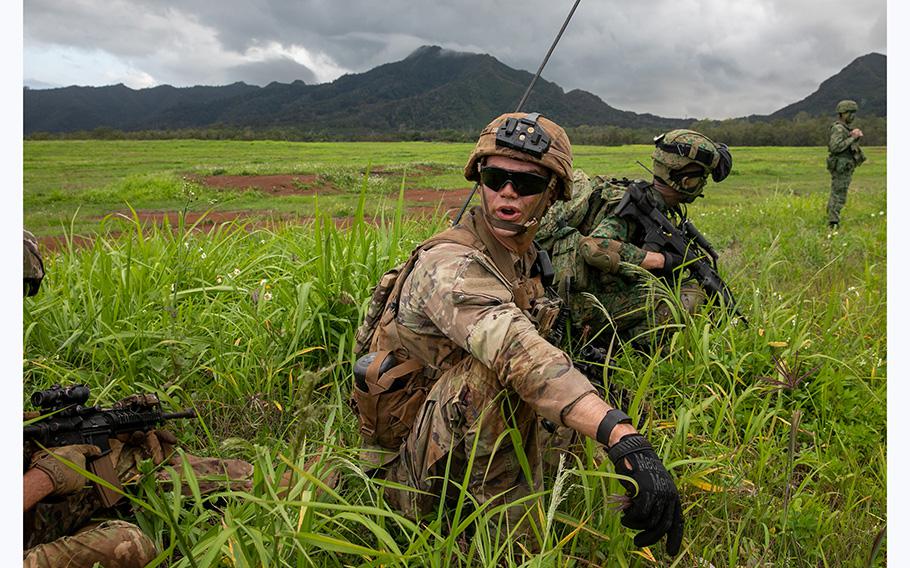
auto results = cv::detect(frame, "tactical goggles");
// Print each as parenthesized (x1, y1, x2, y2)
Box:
(655, 135, 717, 169)
(480, 166, 552, 197)
(655, 134, 733, 183)
(669, 166, 708, 197)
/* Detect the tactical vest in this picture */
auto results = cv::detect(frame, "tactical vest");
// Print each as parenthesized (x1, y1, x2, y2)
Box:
(828, 121, 867, 171)
(536, 174, 641, 295)
(352, 208, 558, 454)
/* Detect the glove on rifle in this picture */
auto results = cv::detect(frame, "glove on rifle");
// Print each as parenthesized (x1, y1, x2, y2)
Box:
(609, 433, 684, 556)
(659, 251, 684, 279)
(30, 444, 102, 497)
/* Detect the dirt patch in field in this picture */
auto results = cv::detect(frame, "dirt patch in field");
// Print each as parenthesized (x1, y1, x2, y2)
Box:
(189, 174, 333, 196)
(406, 187, 474, 217)
(37, 185, 476, 251)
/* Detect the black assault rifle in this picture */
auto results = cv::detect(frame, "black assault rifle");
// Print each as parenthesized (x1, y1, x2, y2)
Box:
(613, 181, 748, 325)
(24, 384, 196, 506)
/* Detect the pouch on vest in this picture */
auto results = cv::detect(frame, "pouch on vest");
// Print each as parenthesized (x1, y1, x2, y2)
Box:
(352, 351, 428, 451)
(354, 267, 402, 356)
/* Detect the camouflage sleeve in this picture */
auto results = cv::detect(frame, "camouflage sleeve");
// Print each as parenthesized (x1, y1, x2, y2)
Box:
(828, 123, 855, 154)
(588, 215, 648, 265)
(404, 243, 597, 425)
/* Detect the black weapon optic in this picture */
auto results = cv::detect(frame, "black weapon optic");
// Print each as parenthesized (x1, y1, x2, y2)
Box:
(31, 384, 91, 409)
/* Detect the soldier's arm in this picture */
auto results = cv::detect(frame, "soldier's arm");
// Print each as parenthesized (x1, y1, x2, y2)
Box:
(405, 245, 681, 554)
(829, 125, 855, 154)
(23, 468, 55, 511)
(558, 207, 671, 275)
(406, 244, 617, 428)
(590, 216, 648, 264)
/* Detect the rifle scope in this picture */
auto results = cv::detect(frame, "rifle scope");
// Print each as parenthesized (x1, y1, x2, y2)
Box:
(31, 384, 91, 408)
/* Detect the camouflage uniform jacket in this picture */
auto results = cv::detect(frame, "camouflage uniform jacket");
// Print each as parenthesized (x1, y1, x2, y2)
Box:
(539, 174, 673, 287)
(588, 180, 673, 266)
(537, 174, 690, 340)
(827, 120, 866, 170)
(385, 208, 597, 426)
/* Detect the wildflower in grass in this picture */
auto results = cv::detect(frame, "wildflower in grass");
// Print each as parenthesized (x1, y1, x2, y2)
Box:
(260, 278, 268, 286)
(216, 276, 223, 284)
(880, 211, 885, 216)
(263, 292, 273, 301)
(200, 252, 207, 259)
(233, 268, 241, 277)
(758, 351, 821, 390)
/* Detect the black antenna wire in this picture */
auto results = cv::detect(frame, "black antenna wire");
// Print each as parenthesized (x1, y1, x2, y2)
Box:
(452, 0, 582, 225)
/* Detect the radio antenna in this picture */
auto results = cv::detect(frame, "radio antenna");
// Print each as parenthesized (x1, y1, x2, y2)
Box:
(452, 0, 582, 225)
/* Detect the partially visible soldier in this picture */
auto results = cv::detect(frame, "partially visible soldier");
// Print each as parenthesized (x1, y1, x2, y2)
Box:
(826, 99, 866, 229)
(536, 130, 733, 349)
(23, 230, 44, 297)
(353, 113, 684, 557)
(23, 230, 253, 568)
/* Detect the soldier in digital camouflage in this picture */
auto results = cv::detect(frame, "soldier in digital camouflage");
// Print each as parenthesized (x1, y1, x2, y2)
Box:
(536, 129, 733, 350)
(23, 231, 253, 568)
(826, 100, 866, 229)
(353, 113, 684, 557)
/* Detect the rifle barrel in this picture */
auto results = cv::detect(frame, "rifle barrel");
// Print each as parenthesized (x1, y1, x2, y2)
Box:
(162, 408, 196, 421)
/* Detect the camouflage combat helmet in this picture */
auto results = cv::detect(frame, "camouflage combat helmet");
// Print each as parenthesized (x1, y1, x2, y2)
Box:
(464, 112, 574, 201)
(23, 229, 45, 296)
(836, 100, 858, 114)
(651, 129, 732, 199)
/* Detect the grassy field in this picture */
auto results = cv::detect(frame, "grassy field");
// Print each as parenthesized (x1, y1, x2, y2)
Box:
(23, 140, 886, 566)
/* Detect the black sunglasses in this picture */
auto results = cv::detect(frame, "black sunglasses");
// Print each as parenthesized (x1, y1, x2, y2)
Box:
(479, 166, 551, 197)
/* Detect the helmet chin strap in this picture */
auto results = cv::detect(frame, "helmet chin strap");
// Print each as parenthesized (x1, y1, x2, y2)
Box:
(480, 176, 556, 248)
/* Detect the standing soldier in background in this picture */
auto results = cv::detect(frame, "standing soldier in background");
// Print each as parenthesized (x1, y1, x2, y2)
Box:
(826, 100, 866, 229)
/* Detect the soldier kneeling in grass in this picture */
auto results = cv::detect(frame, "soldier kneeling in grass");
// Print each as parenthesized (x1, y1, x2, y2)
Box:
(352, 113, 684, 558)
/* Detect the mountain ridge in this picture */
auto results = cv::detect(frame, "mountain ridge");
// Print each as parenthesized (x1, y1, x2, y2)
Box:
(23, 47, 886, 135)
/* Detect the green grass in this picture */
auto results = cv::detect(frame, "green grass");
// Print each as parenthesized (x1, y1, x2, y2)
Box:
(23, 141, 886, 566)
(25, 140, 885, 237)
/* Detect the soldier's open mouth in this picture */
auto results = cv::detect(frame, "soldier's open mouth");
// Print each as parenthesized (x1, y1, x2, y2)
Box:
(496, 206, 521, 221)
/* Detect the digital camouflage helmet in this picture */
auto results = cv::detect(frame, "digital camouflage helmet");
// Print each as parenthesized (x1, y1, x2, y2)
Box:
(651, 129, 732, 200)
(836, 100, 858, 114)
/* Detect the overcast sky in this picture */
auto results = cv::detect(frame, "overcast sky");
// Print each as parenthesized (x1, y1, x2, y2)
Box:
(23, 0, 886, 119)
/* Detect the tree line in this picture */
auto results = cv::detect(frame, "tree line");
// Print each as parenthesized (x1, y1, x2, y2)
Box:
(25, 114, 886, 147)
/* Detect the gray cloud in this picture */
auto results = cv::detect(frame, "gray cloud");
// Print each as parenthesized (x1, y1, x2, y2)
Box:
(224, 57, 317, 85)
(24, 0, 887, 118)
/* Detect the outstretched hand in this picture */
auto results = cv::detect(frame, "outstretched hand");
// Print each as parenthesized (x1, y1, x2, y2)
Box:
(609, 434, 684, 556)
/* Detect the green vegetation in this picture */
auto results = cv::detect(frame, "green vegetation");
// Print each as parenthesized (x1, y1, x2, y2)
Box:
(23, 141, 885, 566)
(26, 114, 887, 148)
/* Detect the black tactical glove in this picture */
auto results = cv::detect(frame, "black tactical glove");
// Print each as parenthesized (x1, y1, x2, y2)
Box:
(609, 434, 683, 556)
(659, 251, 684, 278)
